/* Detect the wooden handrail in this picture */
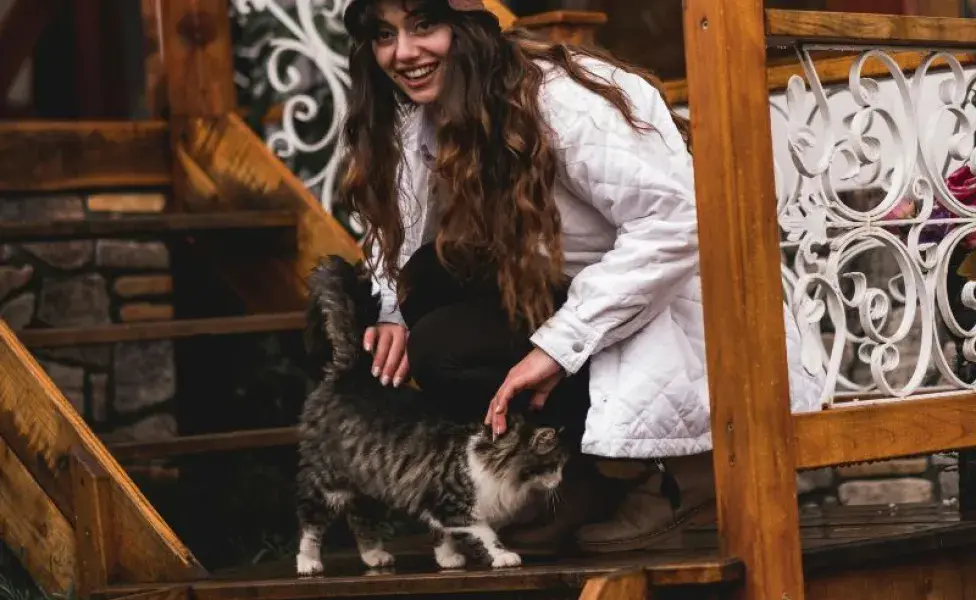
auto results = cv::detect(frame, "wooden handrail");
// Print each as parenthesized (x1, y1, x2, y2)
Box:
(794, 392, 976, 470)
(766, 9, 976, 47)
(0, 319, 207, 591)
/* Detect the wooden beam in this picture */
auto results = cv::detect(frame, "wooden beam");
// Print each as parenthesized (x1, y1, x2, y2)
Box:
(766, 9, 976, 48)
(160, 0, 235, 118)
(174, 114, 362, 312)
(107, 427, 300, 462)
(71, 451, 117, 597)
(662, 50, 976, 105)
(17, 312, 305, 348)
(140, 0, 166, 117)
(683, 1, 805, 599)
(0, 319, 207, 584)
(1, 210, 297, 243)
(0, 433, 76, 594)
(793, 393, 976, 470)
(578, 570, 648, 600)
(513, 10, 608, 46)
(0, 121, 171, 192)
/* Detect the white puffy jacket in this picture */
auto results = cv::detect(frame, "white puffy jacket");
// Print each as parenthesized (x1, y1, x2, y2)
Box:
(371, 57, 825, 459)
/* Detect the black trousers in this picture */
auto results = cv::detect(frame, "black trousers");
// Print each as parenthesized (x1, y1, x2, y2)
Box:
(398, 243, 590, 444)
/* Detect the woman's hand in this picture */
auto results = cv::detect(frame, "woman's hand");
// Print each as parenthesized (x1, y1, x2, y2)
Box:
(485, 347, 564, 438)
(363, 323, 410, 387)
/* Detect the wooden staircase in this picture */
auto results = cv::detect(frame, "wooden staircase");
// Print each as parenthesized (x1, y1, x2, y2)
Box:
(5, 1, 976, 600)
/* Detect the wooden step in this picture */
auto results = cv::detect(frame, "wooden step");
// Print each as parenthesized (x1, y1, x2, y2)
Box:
(17, 312, 305, 348)
(1, 210, 298, 243)
(0, 121, 172, 192)
(108, 427, 299, 462)
(94, 552, 743, 599)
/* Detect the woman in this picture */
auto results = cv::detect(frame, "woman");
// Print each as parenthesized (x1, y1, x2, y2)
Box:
(338, 0, 824, 552)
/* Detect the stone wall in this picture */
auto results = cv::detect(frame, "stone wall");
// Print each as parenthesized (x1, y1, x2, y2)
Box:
(797, 455, 959, 509)
(0, 193, 177, 442)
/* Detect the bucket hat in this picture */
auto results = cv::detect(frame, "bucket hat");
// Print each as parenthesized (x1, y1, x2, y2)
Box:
(344, 0, 488, 38)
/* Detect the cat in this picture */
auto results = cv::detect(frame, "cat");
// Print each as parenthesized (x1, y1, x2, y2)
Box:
(295, 255, 569, 575)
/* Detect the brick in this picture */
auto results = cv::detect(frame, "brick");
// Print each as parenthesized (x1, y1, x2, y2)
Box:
(797, 467, 834, 494)
(87, 193, 166, 213)
(113, 275, 173, 298)
(940, 471, 960, 500)
(0, 265, 33, 302)
(119, 303, 174, 322)
(838, 478, 934, 506)
(0, 292, 35, 329)
(37, 274, 110, 327)
(95, 240, 169, 269)
(836, 458, 928, 478)
(22, 241, 94, 270)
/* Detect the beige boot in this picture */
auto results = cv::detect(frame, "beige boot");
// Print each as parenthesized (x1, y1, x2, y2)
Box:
(575, 452, 716, 553)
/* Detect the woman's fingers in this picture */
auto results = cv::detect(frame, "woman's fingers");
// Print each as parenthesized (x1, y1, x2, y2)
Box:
(381, 328, 406, 385)
(371, 328, 393, 378)
(393, 353, 410, 388)
(363, 326, 377, 353)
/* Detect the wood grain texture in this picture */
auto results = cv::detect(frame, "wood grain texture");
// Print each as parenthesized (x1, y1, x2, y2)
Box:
(0, 121, 172, 192)
(107, 427, 300, 462)
(0, 433, 75, 594)
(1, 210, 297, 243)
(174, 114, 362, 312)
(16, 312, 305, 348)
(683, 0, 805, 599)
(806, 548, 976, 599)
(71, 451, 117, 596)
(793, 393, 976, 470)
(662, 51, 976, 105)
(579, 570, 648, 600)
(0, 319, 206, 584)
(141, 0, 167, 117)
(766, 8, 976, 47)
(87, 193, 167, 213)
(160, 0, 235, 117)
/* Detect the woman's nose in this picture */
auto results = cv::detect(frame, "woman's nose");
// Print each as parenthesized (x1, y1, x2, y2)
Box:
(394, 33, 421, 63)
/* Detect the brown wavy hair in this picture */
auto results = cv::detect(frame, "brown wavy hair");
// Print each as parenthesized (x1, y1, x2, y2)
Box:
(339, 0, 690, 330)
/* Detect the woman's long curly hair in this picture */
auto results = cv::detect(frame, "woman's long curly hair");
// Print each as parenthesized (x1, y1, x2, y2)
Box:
(340, 0, 689, 330)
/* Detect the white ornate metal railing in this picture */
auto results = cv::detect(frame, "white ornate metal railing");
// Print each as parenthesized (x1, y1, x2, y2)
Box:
(777, 47, 976, 407)
(232, 0, 353, 222)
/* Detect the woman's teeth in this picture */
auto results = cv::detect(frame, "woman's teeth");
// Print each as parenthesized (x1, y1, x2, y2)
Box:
(402, 64, 437, 80)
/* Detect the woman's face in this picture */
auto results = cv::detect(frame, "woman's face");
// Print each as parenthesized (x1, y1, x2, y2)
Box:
(372, 0, 453, 105)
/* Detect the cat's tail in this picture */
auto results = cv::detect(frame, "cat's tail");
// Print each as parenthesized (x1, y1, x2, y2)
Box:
(305, 255, 379, 373)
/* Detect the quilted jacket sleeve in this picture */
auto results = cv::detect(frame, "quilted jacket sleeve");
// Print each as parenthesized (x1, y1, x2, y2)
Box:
(529, 68, 700, 374)
(369, 238, 405, 326)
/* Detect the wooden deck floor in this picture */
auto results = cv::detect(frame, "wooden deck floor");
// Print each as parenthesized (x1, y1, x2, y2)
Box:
(94, 504, 976, 599)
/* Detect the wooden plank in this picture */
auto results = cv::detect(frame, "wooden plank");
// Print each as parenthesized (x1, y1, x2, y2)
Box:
(160, 0, 235, 117)
(16, 312, 305, 348)
(793, 393, 976, 470)
(87, 193, 167, 213)
(0, 433, 76, 594)
(514, 10, 608, 46)
(0, 319, 206, 583)
(661, 50, 976, 105)
(175, 115, 362, 312)
(765, 9, 976, 48)
(0, 210, 297, 243)
(71, 450, 117, 597)
(683, 1, 805, 600)
(0, 121, 172, 192)
(96, 554, 743, 599)
(579, 570, 648, 600)
(107, 426, 300, 462)
(141, 0, 167, 117)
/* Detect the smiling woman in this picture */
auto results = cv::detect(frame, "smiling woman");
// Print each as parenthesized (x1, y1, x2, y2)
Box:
(329, 0, 824, 556)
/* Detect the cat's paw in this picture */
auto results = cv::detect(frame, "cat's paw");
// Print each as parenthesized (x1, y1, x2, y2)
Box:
(296, 553, 324, 576)
(434, 545, 467, 570)
(490, 550, 522, 569)
(360, 548, 396, 568)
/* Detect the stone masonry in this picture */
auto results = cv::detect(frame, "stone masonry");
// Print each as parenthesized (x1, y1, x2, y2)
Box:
(0, 193, 177, 441)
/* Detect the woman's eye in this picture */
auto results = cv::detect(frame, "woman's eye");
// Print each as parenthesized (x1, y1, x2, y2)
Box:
(415, 20, 433, 32)
(375, 29, 395, 43)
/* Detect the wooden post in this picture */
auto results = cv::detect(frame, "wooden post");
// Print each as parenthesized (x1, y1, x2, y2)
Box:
(70, 450, 117, 598)
(682, 1, 805, 599)
(578, 570, 648, 600)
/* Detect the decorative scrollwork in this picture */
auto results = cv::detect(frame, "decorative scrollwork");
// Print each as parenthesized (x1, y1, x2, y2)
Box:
(232, 0, 353, 221)
(781, 47, 976, 407)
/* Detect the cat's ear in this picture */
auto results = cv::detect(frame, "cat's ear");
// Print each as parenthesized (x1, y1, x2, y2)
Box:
(529, 427, 559, 455)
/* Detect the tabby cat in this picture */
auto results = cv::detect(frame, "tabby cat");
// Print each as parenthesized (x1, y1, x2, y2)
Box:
(296, 256, 569, 574)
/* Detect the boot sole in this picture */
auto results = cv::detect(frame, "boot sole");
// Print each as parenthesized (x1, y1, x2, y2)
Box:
(574, 499, 716, 554)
